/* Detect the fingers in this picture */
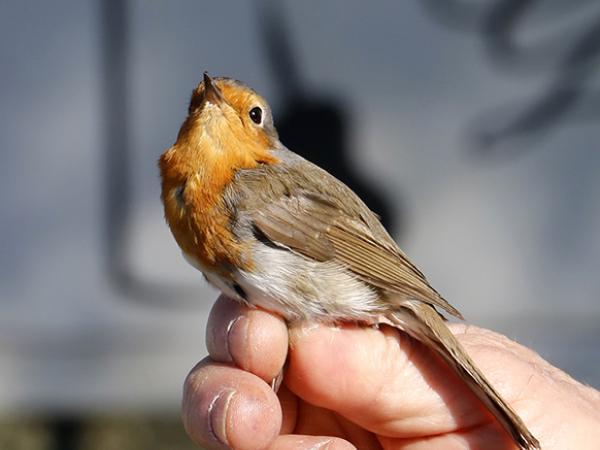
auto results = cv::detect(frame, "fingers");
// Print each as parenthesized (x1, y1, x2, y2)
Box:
(197, 295, 539, 445)
(186, 296, 290, 449)
(206, 295, 288, 382)
(183, 358, 282, 450)
(286, 322, 536, 439)
(182, 359, 358, 450)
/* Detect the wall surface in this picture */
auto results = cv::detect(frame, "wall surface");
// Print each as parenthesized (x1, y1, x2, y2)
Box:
(1, 0, 599, 414)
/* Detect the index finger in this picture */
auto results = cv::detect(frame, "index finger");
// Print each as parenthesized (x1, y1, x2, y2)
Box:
(206, 295, 289, 383)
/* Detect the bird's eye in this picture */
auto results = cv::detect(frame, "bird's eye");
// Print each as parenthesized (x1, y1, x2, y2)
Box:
(249, 106, 263, 125)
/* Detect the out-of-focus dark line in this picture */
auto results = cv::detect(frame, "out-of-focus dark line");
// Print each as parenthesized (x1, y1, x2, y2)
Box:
(483, 0, 600, 72)
(484, 0, 539, 61)
(564, 15, 600, 66)
(472, 87, 581, 155)
(101, 0, 130, 287)
(100, 0, 202, 306)
(422, 0, 600, 72)
(255, 0, 302, 100)
(473, 13, 600, 154)
(421, 0, 600, 159)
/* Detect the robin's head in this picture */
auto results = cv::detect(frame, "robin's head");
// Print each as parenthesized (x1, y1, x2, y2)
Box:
(172, 73, 279, 161)
(191, 74, 276, 134)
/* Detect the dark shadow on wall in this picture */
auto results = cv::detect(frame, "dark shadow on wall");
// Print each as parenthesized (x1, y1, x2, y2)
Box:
(256, 0, 398, 233)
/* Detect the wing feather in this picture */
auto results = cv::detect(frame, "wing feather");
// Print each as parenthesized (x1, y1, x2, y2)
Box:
(251, 190, 463, 319)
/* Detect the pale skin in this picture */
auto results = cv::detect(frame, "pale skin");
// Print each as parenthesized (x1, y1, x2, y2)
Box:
(183, 296, 600, 450)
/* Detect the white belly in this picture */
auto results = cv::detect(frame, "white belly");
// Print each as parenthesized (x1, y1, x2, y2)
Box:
(235, 245, 381, 322)
(183, 246, 382, 322)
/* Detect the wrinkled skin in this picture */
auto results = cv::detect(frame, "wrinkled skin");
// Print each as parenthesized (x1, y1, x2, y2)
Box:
(182, 296, 600, 450)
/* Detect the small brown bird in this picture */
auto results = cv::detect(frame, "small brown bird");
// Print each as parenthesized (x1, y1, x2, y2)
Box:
(159, 73, 540, 449)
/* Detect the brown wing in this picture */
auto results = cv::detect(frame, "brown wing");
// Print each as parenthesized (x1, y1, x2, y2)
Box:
(251, 188, 463, 319)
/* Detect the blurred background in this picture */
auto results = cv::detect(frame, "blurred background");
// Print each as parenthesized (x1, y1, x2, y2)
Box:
(1, 0, 599, 448)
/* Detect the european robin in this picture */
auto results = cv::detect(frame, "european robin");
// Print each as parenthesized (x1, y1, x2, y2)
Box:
(159, 73, 540, 449)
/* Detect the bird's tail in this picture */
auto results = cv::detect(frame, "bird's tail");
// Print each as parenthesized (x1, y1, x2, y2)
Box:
(388, 301, 540, 450)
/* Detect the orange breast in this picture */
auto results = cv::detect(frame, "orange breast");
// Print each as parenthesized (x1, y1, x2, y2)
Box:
(159, 143, 277, 277)
(160, 169, 247, 277)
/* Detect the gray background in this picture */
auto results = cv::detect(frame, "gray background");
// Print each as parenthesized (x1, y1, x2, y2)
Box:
(1, 0, 599, 419)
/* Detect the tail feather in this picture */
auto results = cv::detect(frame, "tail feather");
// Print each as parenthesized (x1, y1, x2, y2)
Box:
(388, 302, 540, 450)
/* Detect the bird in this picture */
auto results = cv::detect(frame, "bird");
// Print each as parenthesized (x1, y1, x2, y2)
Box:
(159, 73, 540, 449)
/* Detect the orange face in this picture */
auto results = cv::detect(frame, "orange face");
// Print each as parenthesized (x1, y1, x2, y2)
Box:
(171, 75, 279, 173)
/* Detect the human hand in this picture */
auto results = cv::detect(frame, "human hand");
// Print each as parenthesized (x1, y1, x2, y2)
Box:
(182, 295, 600, 449)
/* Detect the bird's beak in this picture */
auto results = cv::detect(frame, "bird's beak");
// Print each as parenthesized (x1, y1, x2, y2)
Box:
(203, 72, 224, 106)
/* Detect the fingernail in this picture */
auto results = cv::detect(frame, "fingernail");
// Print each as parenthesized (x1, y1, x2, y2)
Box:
(288, 321, 330, 348)
(207, 388, 236, 447)
(310, 439, 334, 449)
(227, 315, 248, 364)
(270, 369, 284, 392)
(207, 313, 246, 363)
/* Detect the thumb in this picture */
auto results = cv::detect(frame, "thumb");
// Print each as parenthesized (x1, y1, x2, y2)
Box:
(285, 322, 534, 441)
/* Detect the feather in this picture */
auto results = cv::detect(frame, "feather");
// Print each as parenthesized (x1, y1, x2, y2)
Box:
(389, 302, 540, 450)
(237, 156, 463, 319)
